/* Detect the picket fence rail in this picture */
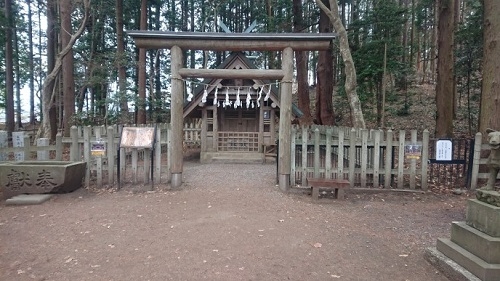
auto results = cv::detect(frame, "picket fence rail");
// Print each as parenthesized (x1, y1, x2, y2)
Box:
(0, 124, 496, 190)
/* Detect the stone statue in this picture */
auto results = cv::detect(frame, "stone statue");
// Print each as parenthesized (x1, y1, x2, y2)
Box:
(482, 128, 500, 191)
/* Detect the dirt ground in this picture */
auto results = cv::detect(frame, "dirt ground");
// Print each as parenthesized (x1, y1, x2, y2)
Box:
(0, 160, 470, 281)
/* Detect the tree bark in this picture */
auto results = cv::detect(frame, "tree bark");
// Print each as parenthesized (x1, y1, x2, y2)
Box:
(27, 0, 36, 125)
(435, 0, 455, 138)
(37, 0, 90, 140)
(294, 0, 313, 125)
(61, 0, 75, 136)
(316, 0, 366, 128)
(5, 0, 15, 135)
(116, 0, 129, 124)
(478, 0, 500, 133)
(315, 1, 335, 125)
(137, 0, 148, 124)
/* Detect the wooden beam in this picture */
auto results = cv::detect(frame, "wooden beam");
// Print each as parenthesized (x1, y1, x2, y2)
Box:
(170, 45, 183, 188)
(179, 68, 285, 80)
(278, 47, 293, 192)
(127, 31, 336, 51)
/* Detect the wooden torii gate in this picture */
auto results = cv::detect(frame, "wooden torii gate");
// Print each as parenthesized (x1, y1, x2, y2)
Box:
(127, 31, 336, 191)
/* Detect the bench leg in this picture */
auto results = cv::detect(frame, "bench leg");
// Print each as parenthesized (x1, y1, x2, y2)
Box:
(312, 186, 320, 200)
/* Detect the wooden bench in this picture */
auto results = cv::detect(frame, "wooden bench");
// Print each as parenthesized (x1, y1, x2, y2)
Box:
(306, 178, 350, 200)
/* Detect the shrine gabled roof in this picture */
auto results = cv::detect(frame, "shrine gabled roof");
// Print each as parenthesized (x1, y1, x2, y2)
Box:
(183, 52, 303, 118)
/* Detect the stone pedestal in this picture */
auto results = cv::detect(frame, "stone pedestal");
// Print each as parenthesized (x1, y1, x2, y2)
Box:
(434, 199, 500, 281)
(0, 161, 87, 199)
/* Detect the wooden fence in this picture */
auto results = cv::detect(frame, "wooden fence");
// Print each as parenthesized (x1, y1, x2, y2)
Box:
(0, 123, 496, 191)
(291, 126, 497, 190)
(291, 126, 430, 190)
(0, 120, 201, 188)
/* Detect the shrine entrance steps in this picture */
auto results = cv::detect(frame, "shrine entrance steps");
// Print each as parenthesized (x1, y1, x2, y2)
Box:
(201, 152, 266, 164)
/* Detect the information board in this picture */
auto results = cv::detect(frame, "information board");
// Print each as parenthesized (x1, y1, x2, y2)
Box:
(436, 139, 452, 161)
(405, 144, 422, 160)
(120, 127, 155, 148)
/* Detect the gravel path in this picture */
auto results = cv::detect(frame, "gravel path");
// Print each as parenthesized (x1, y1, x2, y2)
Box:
(0, 161, 468, 280)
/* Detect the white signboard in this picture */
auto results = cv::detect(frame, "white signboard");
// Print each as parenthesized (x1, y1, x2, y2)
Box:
(436, 139, 452, 161)
(12, 131, 25, 161)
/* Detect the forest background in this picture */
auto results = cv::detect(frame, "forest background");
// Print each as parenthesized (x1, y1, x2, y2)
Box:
(0, 0, 498, 141)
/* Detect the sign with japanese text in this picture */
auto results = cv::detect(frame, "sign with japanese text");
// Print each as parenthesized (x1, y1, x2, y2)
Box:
(120, 127, 155, 149)
(436, 139, 452, 161)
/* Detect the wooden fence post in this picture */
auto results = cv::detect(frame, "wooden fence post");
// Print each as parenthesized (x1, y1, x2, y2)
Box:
(384, 130, 393, 188)
(470, 132, 483, 190)
(83, 126, 91, 187)
(70, 126, 79, 161)
(167, 124, 172, 182)
(337, 129, 345, 180)
(421, 130, 430, 190)
(56, 134, 63, 161)
(0, 131, 7, 161)
(314, 128, 320, 178)
(348, 128, 356, 187)
(397, 130, 406, 189)
(291, 126, 296, 185)
(301, 126, 308, 186)
(95, 126, 103, 188)
(373, 130, 381, 188)
(154, 125, 162, 184)
(325, 128, 332, 179)
(410, 130, 417, 189)
(360, 129, 368, 188)
(107, 126, 115, 185)
(37, 138, 50, 160)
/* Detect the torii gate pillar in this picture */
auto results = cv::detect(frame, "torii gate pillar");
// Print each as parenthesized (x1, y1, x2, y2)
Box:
(278, 47, 293, 192)
(170, 45, 184, 188)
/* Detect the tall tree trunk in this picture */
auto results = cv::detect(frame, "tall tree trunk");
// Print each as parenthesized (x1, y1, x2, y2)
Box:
(435, 0, 455, 138)
(27, 0, 36, 125)
(116, 0, 129, 124)
(14, 22, 23, 129)
(478, 0, 500, 133)
(316, 0, 366, 128)
(37, 0, 90, 140)
(137, 0, 148, 124)
(315, 0, 335, 125)
(61, 0, 75, 136)
(294, 0, 313, 124)
(40, 0, 58, 140)
(4, 0, 15, 135)
(266, 0, 276, 69)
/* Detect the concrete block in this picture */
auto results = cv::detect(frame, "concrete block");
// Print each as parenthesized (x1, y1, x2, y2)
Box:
(466, 199, 500, 237)
(0, 161, 86, 199)
(424, 247, 481, 281)
(5, 194, 53, 205)
(451, 221, 500, 264)
(437, 238, 500, 281)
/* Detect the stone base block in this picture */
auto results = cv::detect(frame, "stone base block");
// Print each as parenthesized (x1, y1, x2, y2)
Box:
(437, 238, 500, 281)
(466, 199, 500, 237)
(451, 221, 500, 264)
(0, 161, 86, 199)
(424, 247, 481, 281)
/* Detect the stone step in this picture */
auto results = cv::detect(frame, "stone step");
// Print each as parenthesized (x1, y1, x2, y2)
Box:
(437, 238, 500, 281)
(210, 152, 264, 164)
(451, 221, 500, 264)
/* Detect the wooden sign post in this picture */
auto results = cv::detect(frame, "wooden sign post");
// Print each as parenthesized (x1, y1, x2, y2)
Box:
(117, 126, 156, 189)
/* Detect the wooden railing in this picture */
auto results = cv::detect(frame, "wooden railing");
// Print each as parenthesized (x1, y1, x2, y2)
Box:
(217, 132, 259, 152)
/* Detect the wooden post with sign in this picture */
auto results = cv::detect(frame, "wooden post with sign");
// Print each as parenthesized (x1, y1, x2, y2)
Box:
(118, 126, 156, 189)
